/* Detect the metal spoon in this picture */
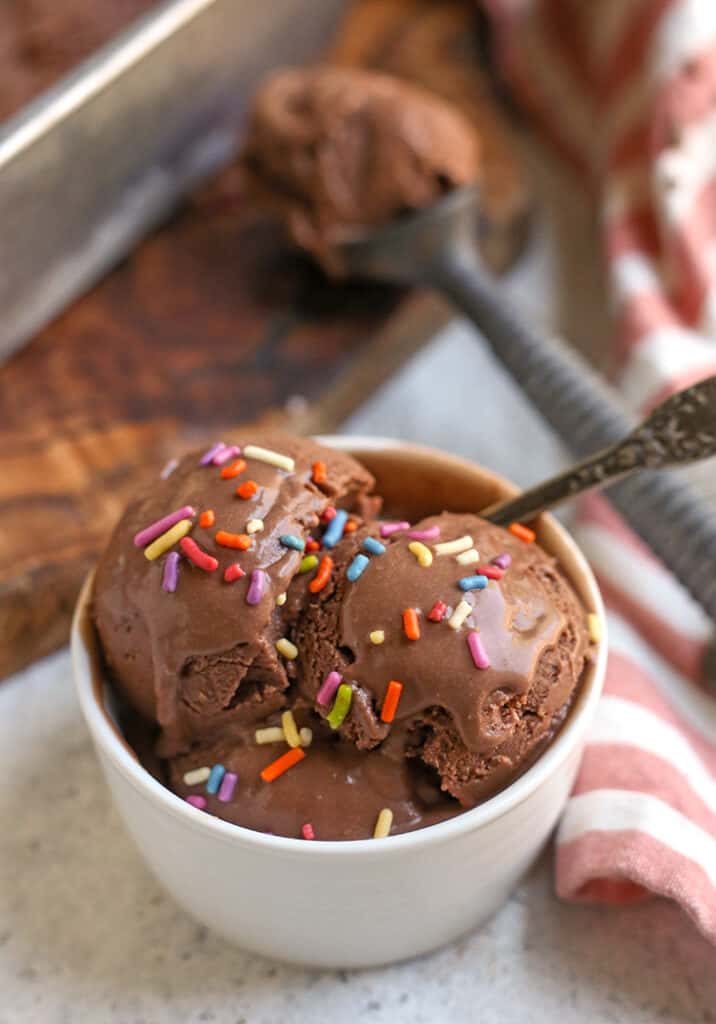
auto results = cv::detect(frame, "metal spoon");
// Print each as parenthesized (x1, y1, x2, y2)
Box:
(482, 375, 716, 523)
(338, 185, 716, 623)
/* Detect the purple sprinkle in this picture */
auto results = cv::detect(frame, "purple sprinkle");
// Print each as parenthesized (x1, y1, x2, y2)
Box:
(212, 444, 241, 466)
(199, 442, 227, 466)
(162, 552, 180, 593)
(467, 632, 490, 670)
(160, 457, 179, 479)
(491, 553, 512, 570)
(407, 525, 440, 541)
(217, 771, 238, 802)
(186, 795, 207, 810)
(246, 569, 267, 606)
(133, 505, 195, 547)
(379, 520, 410, 538)
(317, 670, 342, 706)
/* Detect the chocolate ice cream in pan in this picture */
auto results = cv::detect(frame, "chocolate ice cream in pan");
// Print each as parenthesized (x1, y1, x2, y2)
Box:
(93, 433, 592, 841)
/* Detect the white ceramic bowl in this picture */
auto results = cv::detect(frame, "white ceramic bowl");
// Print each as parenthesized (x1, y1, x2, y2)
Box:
(72, 437, 606, 968)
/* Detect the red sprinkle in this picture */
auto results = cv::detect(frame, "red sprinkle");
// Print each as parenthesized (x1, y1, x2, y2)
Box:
(476, 564, 504, 580)
(312, 461, 327, 486)
(427, 601, 447, 622)
(321, 506, 337, 522)
(199, 509, 215, 528)
(302, 823, 315, 840)
(180, 537, 218, 572)
(224, 563, 246, 583)
(236, 480, 258, 500)
(305, 538, 321, 552)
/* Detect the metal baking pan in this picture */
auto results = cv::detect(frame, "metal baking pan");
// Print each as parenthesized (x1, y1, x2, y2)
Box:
(0, 0, 347, 364)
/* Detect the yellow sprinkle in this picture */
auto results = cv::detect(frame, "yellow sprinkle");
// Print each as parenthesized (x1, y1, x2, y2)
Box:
(434, 535, 473, 556)
(255, 726, 285, 745)
(456, 548, 480, 566)
(448, 599, 472, 630)
(373, 808, 394, 839)
(588, 613, 602, 644)
(276, 638, 298, 660)
(369, 630, 385, 645)
(408, 541, 433, 567)
(246, 518, 264, 534)
(183, 766, 210, 786)
(281, 710, 301, 748)
(276, 592, 287, 606)
(144, 519, 192, 560)
(243, 444, 295, 472)
(299, 727, 313, 747)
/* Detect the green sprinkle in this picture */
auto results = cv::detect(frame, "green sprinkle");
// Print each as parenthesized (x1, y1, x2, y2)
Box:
(300, 554, 319, 574)
(326, 683, 353, 729)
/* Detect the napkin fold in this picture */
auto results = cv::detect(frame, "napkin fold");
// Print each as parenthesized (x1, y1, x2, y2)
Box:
(484, 0, 716, 942)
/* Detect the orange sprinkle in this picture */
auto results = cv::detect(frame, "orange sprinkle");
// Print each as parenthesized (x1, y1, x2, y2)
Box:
(309, 555, 334, 593)
(236, 480, 258, 500)
(220, 458, 247, 480)
(344, 519, 358, 533)
(305, 538, 320, 553)
(403, 608, 420, 641)
(199, 509, 215, 528)
(312, 460, 327, 486)
(215, 530, 251, 550)
(260, 747, 305, 783)
(508, 522, 536, 544)
(380, 680, 403, 723)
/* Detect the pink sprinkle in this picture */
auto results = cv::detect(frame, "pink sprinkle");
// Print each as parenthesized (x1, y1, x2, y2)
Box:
(491, 553, 512, 570)
(224, 563, 246, 583)
(302, 823, 315, 840)
(379, 520, 410, 538)
(467, 632, 490, 669)
(133, 505, 195, 547)
(199, 442, 226, 466)
(217, 771, 238, 802)
(317, 670, 342, 706)
(162, 551, 180, 592)
(186, 795, 207, 810)
(246, 569, 267, 605)
(212, 444, 241, 466)
(407, 525, 440, 541)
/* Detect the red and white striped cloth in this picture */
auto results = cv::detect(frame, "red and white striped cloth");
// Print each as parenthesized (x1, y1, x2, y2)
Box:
(484, 0, 716, 942)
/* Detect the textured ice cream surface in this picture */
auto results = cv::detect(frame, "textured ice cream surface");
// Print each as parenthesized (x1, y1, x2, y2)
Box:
(92, 433, 378, 757)
(242, 66, 480, 272)
(296, 512, 590, 806)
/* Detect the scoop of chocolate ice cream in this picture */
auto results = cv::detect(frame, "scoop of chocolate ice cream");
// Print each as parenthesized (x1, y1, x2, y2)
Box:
(242, 66, 480, 273)
(295, 512, 590, 805)
(92, 433, 378, 756)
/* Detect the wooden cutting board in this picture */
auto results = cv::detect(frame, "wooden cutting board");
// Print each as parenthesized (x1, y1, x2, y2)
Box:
(0, 0, 530, 679)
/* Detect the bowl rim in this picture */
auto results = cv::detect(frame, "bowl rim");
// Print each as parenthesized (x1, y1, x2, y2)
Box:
(72, 435, 607, 858)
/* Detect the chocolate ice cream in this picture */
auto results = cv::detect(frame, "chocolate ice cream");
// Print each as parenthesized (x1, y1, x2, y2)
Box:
(93, 436, 592, 840)
(242, 66, 480, 273)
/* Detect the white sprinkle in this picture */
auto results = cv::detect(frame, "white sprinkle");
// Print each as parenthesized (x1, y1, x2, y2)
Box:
(183, 766, 211, 786)
(160, 457, 179, 479)
(276, 638, 298, 660)
(255, 726, 285, 745)
(276, 592, 287, 606)
(369, 630, 385, 645)
(456, 548, 480, 566)
(299, 727, 313, 747)
(243, 444, 295, 472)
(435, 535, 473, 556)
(448, 599, 472, 630)
(247, 518, 264, 534)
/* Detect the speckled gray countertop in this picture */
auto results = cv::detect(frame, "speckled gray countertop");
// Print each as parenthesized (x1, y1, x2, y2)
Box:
(2, 199, 715, 1023)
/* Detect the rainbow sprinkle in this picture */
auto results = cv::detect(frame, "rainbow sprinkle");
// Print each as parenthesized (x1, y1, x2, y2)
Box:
(180, 537, 218, 572)
(300, 555, 319, 574)
(276, 592, 287, 606)
(448, 600, 472, 630)
(467, 632, 490, 669)
(427, 601, 447, 622)
(213, 444, 241, 466)
(434, 535, 473, 556)
(458, 575, 488, 592)
(206, 764, 225, 795)
(347, 553, 369, 582)
(186, 795, 207, 810)
(134, 505, 195, 548)
(223, 563, 245, 583)
(403, 608, 420, 640)
(243, 444, 295, 472)
(299, 727, 313, 747)
(456, 548, 480, 566)
(246, 569, 267, 605)
(261, 747, 305, 782)
(217, 771, 238, 802)
(408, 541, 433, 567)
(183, 766, 211, 786)
(199, 442, 226, 466)
(373, 808, 393, 839)
(362, 537, 386, 555)
(588, 613, 602, 643)
(379, 521, 410, 538)
(491, 553, 512, 570)
(246, 518, 264, 534)
(369, 630, 385, 645)
(280, 534, 305, 551)
(327, 683, 353, 729)
(276, 638, 298, 660)
(281, 710, 301, 748)
(317, 670, 342, 706)
(322, 508, 349, 548)
(408, 525, 440, 541)
(302, 823, 315, 840)
(255, 727, 285, 744)
(144, 519, 193, 561)
(162, 552, 180, 593)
